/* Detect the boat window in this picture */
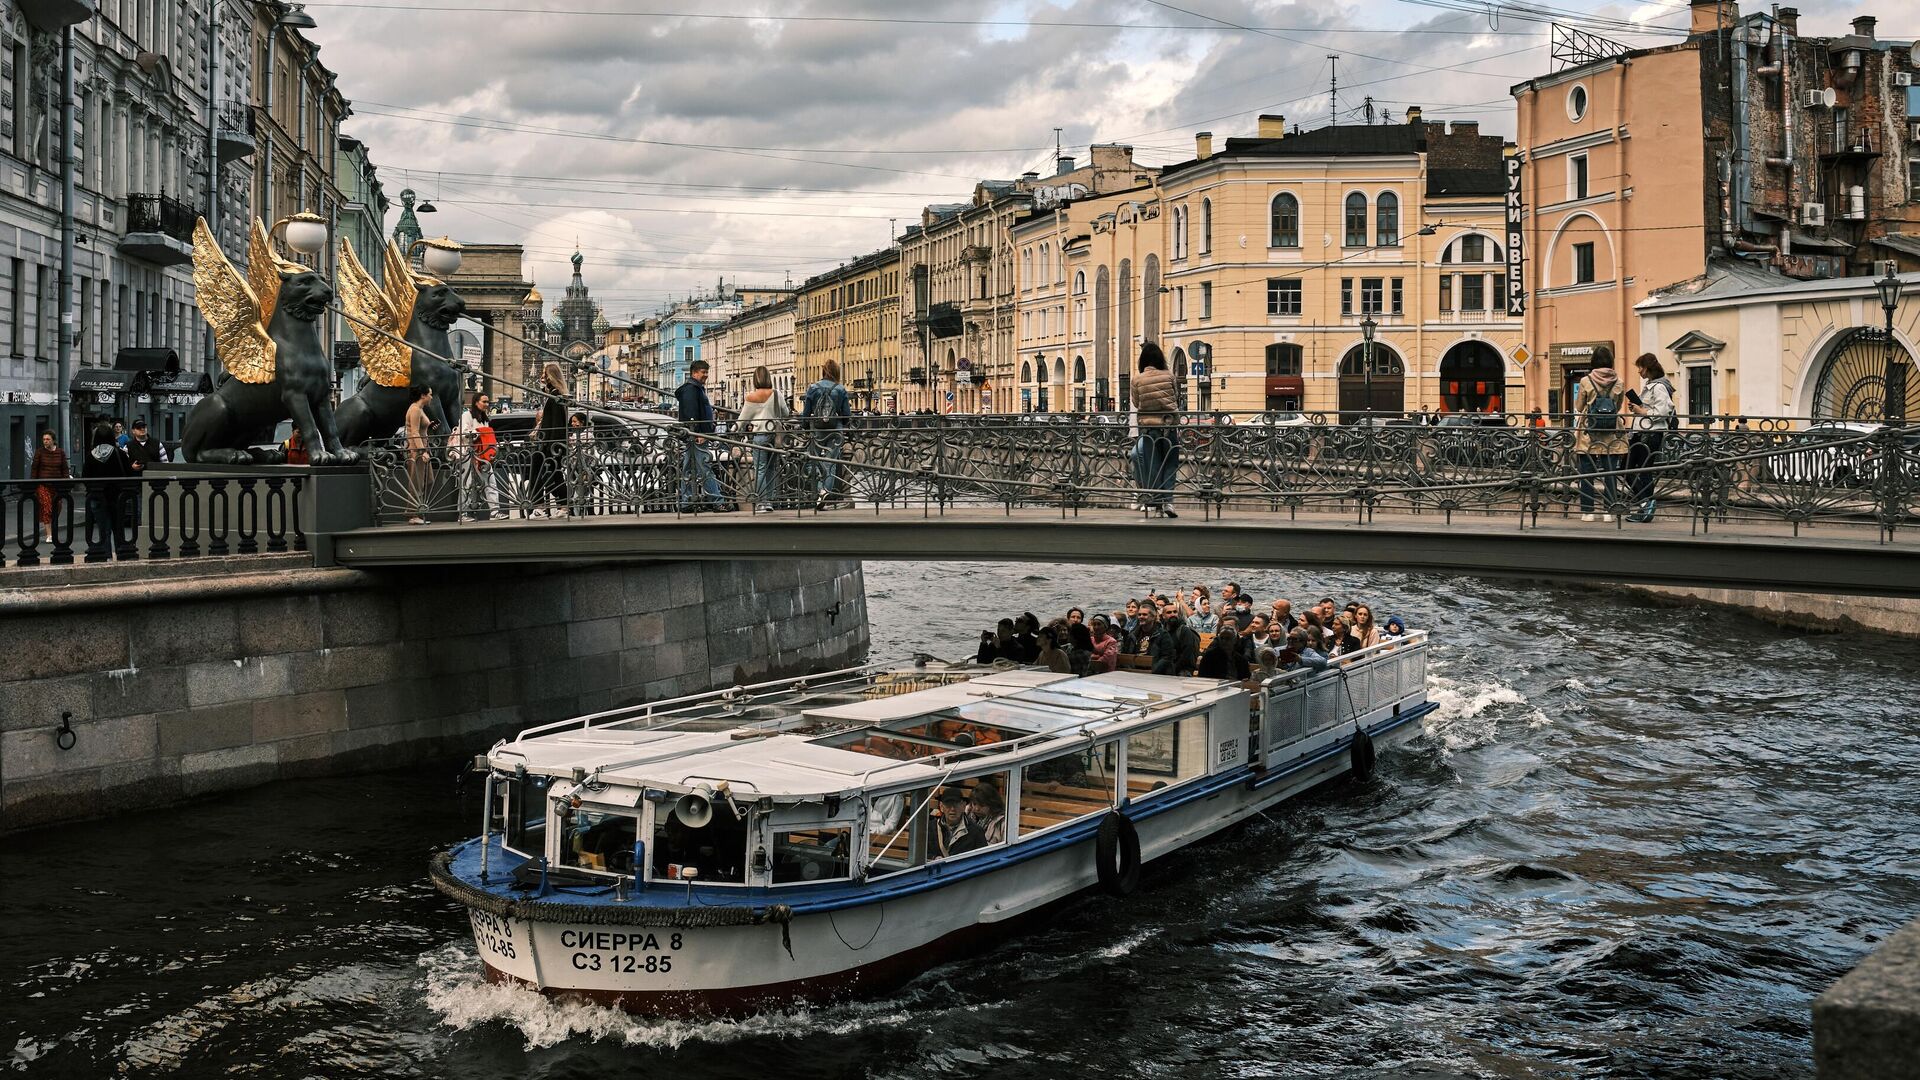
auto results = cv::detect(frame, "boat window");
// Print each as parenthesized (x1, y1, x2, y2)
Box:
(821, 730, 949, 761)
(1125, 713, 1210, 799)
(771, 827, 853, 884)
(865, 789, 929, 877)
(1018, 742, 1119, 837)
(650, 800, 749, 884)
(930, 770, 1013, 859)
(559, 801, 638, 875)
(890, 716, 1020, 748)
(497, 773, 549, 857)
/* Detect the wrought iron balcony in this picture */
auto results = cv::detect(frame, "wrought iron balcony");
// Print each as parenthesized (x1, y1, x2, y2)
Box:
(906, 367, 928, 385)
(119, 192, 197, 266)
(216, 105, 256, 163)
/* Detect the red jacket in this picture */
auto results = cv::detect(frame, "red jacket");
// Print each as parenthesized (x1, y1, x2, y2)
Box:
(31, 446, 68, 480)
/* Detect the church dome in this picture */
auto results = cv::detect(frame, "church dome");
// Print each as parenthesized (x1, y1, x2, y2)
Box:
(524, 285, 542, 305)
(546, 314, 565, 333)
(592, 310, 610, 332)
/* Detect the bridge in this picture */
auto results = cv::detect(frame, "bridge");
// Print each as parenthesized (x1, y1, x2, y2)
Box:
(8, 414, 1920, 596)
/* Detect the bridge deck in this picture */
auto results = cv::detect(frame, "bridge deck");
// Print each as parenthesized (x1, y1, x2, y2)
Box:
(330, 507, 1920, 598)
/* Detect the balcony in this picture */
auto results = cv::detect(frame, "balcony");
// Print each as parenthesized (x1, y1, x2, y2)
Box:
(17, 0, 93, 30)
(962, 244, 992, 263)
(906, 367, 928, 385)
(118, 193, 196, 266)
(216, 105, 256, 164)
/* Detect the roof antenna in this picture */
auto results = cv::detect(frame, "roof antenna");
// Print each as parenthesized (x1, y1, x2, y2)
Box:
(1328, 55, 1339, 126)
(1364, 96, 1375, 125)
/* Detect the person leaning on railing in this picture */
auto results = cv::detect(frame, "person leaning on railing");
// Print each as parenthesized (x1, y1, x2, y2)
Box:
(1130, 343, 1180, 518)
(734, 364, 791, 514)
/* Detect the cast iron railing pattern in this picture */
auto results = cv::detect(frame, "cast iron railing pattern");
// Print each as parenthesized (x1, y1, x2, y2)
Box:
(123, 192, 198, 242)
(2, 474, 306, 568)
(361, 413, 1920, 540)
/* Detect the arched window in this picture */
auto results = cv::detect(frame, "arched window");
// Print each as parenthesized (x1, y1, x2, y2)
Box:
(1264, 342, 1303, 376)
(1039, 242, 1050, 283)
(1270, 193, 1299, 248)
(1073, 270, 1086, 295)
(1022, 247, 1033, 287)
(1344, 192, 1368, 247)
(1073, 355, 1086, 382)
(1172, 206, 1187, 260)
(1200, 198, 1212, 254)
(1376, 192, 1399, 246)
(1021, 360, 1033, 382)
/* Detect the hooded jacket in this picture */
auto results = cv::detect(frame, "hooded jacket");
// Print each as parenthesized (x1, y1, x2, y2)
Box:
(1574, 367, 1629, 455)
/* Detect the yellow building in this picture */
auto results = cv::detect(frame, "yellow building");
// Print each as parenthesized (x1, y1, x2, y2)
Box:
(706, 297, 798, 411)
(796, 249, 901, 413)
(1140, 114, 1519, 417)
(1012, 184, 1161, 411)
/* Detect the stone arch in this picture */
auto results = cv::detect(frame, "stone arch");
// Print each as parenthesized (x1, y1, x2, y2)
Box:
(1544, 211, 1616, 290)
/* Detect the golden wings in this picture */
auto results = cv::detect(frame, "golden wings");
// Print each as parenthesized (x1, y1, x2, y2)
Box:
(191, 217, 282, 385)
(337, 238, 419, 389)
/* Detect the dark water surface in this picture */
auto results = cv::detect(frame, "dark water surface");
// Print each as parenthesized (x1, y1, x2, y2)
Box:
(6, 564, 1918, 1079)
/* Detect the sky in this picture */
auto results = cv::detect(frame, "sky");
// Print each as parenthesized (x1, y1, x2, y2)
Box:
(298, 0, 1883, 323)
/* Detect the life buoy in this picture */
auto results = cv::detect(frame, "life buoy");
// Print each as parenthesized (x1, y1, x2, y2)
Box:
(1095, 811, 1142, 897)
(1349, 726, 1376, 781)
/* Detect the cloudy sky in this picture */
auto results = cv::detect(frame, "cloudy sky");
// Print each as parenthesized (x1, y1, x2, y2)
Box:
(300, 0, 1875, 322)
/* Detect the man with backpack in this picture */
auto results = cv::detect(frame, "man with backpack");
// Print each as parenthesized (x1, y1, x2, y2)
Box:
(800, 358, 852, 510)
(1572, 357, 1630, 521)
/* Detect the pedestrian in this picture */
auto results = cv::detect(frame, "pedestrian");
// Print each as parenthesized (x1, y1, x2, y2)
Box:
(30, 430, 68, 542)
(1130, 342, 1180, 517)
(801, 358, 852, 509)
(81, 421, 133, 560)
(566, 412, 597, 515)
(112, 420, 128, 448)
(123, 418, 165, 529)
(735, 364, 791, 513)
(456, 390, 499, 522)
(1625, 352, 1676, 523)
(1572, 358, 1629, 521)
(676, 358, 726, 511)
(532, 361, 569, 518)
(403, 385, 435, 525)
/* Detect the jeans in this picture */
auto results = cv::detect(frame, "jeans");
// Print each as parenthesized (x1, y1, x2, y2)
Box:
(812, 434, 845, 502)
(459, 456, 493, 518)
(84, 490, 126, 560)
(680, 440, 722, 508)
(1577, 453, 1624, 514)
(751, 433, 778, 505)
(1627, 432, 1664, 506)
(1134, 428, 1179, 507)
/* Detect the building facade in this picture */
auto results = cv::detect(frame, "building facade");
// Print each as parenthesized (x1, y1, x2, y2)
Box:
(653, 293, 742, 392)
(898, 145, 1151, 413)
(796, 248, 898, 413)
(705, 294, 796, 410)
(515, 249, 608, 387)
(1011, 181, 1157, 412)
(1511, 1, 1919, 417)
(250, 0, 347, 346)
(332, 134, 386, 395)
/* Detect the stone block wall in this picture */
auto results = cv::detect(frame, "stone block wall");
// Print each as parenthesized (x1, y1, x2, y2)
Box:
(0, 555, 867, 831)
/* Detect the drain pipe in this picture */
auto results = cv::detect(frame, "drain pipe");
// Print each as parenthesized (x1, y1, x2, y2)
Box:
(56, 25, 75, 453)
(1730, 20, 1753, 241)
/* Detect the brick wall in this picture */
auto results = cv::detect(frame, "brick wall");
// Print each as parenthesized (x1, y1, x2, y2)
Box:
(0, 555, 868, 832)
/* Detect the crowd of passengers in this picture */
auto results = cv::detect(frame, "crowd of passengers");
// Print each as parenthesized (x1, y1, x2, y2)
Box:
(974, 583, 1409, 683)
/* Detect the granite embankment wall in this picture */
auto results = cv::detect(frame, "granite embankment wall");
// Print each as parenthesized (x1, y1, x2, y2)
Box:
(1621, 585, 1920, 639)
(0, 556, 868, 831)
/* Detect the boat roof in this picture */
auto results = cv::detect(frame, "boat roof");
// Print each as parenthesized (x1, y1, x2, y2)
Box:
(489, 666, 1240, 799)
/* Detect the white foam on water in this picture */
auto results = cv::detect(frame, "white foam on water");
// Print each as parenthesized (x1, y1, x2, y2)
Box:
(1091, 927, 1158, 960)
(1421, 674, 1548, 754)
(417, 942, 914, 1051)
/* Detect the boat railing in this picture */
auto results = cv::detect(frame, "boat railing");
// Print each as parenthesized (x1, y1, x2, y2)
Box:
(1255, 631, 1430, 769)
(507, 660, 910, 744)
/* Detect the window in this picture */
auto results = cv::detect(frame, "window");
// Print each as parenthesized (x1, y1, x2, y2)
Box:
(1570, 154, 1589, 201)
(1173, 285, 1186, 322)
(6, 259, 20, 357)
(1573, 242, 1596, 284)
(1341, 277, 1353, 316)
(1200, 198, 1212, 253)
(495, 773, 550, 857)
(1200, 281, 1213, 319)
(864, 789, 929, 877)
(1267, 278, 1302, 317)
(1019, 744, 1118, 836)
(652, 798, 747, 883)
(932, 771, 1011, 857)
(1376, 192, 1400, 246)
(1567, 83, 1589, 122)
(1073, 270, 1086, 295)
(1391, 278, 1404, 316)
(1686, 364, 1713, 422)
(684, 346, 694, 363)
(1360, 278, 1384, 316)
(1439, 274, 1453, 312)
(1125, 715, 1209, 795)
(1344, 192, 1368, 247)
(1460, 234, 1485, 263)
(1460, 275, 1485, 311)
(1909, 158, 1920, 198)
(1172, 206, 1187, 260)
(560, 804, 638, 875)
(771, 825, 853, 883)
(1270, 193, 1300, 247)
(1265, 342, 1303, 376)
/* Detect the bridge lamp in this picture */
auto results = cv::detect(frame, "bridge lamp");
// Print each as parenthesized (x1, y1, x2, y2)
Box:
(276, 212, 330, 257)
(412, 236, 464, 278)
(1360, 316, 1378, 424)
(1877, 266, 1904, 424)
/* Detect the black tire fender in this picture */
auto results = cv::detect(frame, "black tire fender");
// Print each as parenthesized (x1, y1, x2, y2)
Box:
(1095, 810, 1142, 897)
(1350, 726, 1377, 781)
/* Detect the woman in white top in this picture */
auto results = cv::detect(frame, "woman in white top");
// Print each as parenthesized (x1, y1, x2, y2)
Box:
(733, 365, 791, 513)
(1626, 352, 1677, 522)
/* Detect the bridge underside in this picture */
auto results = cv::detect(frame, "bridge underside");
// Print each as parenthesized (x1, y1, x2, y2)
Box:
(329, 508, 1920, 598)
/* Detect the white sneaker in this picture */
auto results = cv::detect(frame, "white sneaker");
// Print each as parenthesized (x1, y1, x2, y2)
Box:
(1601, 513, 1614, 523)
(457, 514, 475, 523)
(553, 508, 569, 518)
(1581, 513, 1596, 522)
(754, 504, 773, 514)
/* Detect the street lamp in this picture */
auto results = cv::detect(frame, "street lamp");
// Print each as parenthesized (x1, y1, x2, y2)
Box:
(1877, 266, 1904, 424)
(1360, 315, 1378, 424)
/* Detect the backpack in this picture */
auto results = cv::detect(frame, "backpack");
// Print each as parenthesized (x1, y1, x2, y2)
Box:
(1584, 382, 1621, 432)
(803, 382, 838, 432)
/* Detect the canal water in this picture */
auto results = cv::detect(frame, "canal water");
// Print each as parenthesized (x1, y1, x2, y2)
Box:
(6, 563, 1918, 1078)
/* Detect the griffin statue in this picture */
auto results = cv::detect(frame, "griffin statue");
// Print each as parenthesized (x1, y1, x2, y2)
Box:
(181, 217, 355, 464)
(333, 237, 470, 445)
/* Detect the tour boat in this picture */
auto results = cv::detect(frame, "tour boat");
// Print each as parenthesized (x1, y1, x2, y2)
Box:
(431, 632, 1434, 1015)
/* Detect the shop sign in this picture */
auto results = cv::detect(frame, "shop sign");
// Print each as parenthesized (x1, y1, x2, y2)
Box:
(1505, 155, 1526, 317)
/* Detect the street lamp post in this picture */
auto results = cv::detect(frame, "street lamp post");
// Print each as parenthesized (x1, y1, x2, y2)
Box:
(1877, 266, 1905, 425)
(1360, 315, 1378, 424)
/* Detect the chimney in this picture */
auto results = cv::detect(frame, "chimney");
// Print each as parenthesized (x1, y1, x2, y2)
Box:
(1850, 15, 1875, 39)
(1195, 131, 1213, 159)
(1689, 0, 1736, 35)
(1055, 154, 1074, 176)
(1021, 171, 1039, 183)
(1257, 114, 1286, 139)
(1450, 121, 1479, 137)
(1776, 6, 1798, 34)
(1406, 106, 1422, 125)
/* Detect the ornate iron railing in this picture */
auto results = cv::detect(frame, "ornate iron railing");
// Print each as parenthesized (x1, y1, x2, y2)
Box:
(123, 192, 197, 242)
(359, 413, 1920, 540)
(2, 473, 306, 568)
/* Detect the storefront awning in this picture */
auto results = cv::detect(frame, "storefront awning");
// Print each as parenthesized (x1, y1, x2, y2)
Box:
(70, 369, 135, 396)
(114, 346, 179, 372)
(1265, 376, 1304, 395)
(133, 370, 214, 394)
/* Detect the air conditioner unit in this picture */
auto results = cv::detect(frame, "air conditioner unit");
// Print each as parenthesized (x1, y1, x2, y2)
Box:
(1801, 202, 1826, 226)
(1804, 89, 1827, 108)
(1896, 72, 1914, 87)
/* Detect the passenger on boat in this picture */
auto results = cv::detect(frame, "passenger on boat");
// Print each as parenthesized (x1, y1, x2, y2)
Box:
(1325, 614, 1363, 658)
(968, 785, 1007, 846)
(1007, 616, 1041, 665)
(1167, 613, 1200, 675)
(1354, 605, 1380, 648)
(976, 631, 998, 664)
(1244, 614, 1280, 659)
(1036, 625, 1073, 674)
(1190, 595, 1218, 633)
(934, 788, 985, 857)
(1066, 607, 1085, 627)
(1315, 597, 1338, 624)
(1089, 615, 1120, 673)
(1293, 628, 1331, 672)
(1065, 623, 1096, 676)
(1197, 625, 1249, 680)
(991, 618, 1016, 660)
(1254, 647, 1281, 681)
(1382, 615, 1408, 640)
(1229, 594, 1255, 631)
(1270, 598, 1297, 633)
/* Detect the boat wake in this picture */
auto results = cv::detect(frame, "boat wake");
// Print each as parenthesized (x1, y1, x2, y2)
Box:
(1421, 673, 1548, 754)
(417, 943, 917, 1050)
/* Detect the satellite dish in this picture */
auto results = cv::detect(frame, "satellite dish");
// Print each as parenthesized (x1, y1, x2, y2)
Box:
(673, 791, 713, 829)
